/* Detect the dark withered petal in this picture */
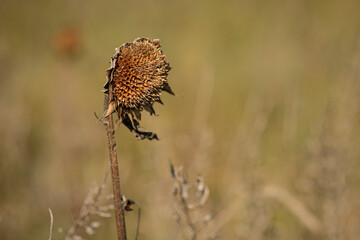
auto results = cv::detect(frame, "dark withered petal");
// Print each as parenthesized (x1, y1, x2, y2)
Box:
(133, 110, 141, 120)
(122, 114, 158, 140)
(162, 82, 175, 95)
(144, 103, 156, 116)
(155, 98, 164, 105)
(170, 163, 176, 179)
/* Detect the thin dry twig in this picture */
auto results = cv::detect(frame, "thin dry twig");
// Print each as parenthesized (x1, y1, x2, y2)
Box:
(134, 202, 141, 240)
(48, 208, 54, 240)
(171, 164, 214, 240)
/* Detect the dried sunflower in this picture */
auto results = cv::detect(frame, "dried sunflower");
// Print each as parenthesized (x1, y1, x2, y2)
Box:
(103, 38, 174, 140)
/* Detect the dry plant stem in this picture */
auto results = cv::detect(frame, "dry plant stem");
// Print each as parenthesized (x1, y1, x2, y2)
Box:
(48, 208, 54, 240)
(180, 196, 197, 240)
(103, 94, 127, 240)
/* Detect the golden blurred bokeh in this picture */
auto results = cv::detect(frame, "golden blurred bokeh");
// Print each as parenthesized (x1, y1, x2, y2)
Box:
(1, 0, 360, 239)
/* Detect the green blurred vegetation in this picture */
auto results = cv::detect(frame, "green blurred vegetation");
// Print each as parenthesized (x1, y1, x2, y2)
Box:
(1, 0, 360, 239)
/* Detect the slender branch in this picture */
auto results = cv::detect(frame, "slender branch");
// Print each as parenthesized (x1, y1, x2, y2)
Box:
(103, 93, 127, 240)
(178, 183, 197, 240)
(135, 202, 141, 240)
(48, 208, 54, 240)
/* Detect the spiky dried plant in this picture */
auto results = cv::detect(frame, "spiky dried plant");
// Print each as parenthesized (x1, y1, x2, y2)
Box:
(170, 164, 214, 240)
(103, 37, 174, 140)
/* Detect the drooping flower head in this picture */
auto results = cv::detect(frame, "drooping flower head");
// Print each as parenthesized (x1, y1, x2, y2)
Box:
(103, 38, 174, 140)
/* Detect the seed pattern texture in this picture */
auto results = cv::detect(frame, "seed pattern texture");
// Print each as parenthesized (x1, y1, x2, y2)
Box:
(103, 37, 173, 140)
(110, 37, 173, 118)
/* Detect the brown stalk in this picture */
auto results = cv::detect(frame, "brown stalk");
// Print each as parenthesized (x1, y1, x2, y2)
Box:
(103, 93, 127, 240)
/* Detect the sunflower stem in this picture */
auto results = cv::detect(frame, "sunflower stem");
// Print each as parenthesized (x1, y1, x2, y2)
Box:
(103, 93, 127, 240)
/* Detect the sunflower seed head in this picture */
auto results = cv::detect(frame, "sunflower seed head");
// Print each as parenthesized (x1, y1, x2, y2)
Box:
(103, 38, 173, 140)
(105, 37, 173, 119)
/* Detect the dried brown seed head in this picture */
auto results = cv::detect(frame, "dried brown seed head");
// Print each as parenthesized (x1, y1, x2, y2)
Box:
(103, 38, 174, 140)
(105, 37, 173, 119)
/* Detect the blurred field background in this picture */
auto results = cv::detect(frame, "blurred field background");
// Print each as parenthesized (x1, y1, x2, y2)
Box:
(1, 0, 360, 239)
